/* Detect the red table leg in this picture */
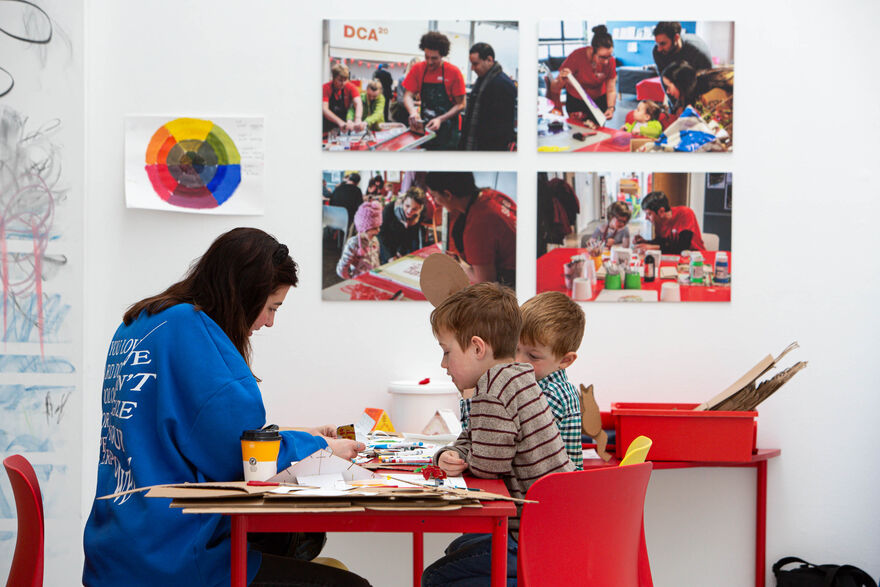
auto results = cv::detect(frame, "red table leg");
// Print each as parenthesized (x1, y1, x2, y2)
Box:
(490, 516, 508, 587)
(413, 531, 424, 587)
(231, 515, 247, 587)
(755, 461, 768, 587)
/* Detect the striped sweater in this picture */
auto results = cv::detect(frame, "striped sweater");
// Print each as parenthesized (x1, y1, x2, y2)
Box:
(436, 362, 575, 538)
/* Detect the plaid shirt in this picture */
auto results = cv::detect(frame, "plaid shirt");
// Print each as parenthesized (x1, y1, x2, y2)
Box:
(538, 369, 583, 469)
(460, 368, 583, 469)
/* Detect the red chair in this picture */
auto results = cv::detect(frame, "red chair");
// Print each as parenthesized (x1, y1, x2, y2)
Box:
(517, 462, 653, 587)
(4, 455, 44, 587)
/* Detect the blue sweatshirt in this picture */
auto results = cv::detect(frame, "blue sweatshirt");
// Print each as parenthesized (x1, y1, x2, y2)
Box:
(83, 304, 327, 586)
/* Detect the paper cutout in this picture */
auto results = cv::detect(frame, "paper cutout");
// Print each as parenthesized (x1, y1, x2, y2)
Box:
(421, 409, 462, 436)
(363, 408, 396, 434)
(579, 384, 611, 462)
(420, 253, 470, 307)
(336, 424, 357, 440)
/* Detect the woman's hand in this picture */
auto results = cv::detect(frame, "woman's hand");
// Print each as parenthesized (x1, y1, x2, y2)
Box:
(325, 438, 365, 460)
(604, 105, 615, 119)
(437, 450, 468, 476)
(309, 424, 336, 437)
(558, 67, 571, 81)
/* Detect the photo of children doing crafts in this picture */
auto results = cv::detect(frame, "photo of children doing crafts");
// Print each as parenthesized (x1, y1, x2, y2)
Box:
(537, 20, 734, 153)
(323, 170, 517, 300)
(536, 171, 732, 302)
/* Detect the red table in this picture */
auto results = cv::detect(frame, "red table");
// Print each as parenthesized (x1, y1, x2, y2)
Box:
(227, 474, 516, 587)
(322, 129, 435, 151)
(583, 448, 780, 587)
(537, 247, 731, 302)
(323, 244, 441, 301)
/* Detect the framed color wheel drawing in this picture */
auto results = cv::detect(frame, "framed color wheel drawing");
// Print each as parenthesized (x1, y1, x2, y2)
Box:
(125, 115, 265, 215)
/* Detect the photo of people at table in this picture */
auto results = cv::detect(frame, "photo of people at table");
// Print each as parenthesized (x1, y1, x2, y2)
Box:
(323, 170, 517, 300)
(537, 171, 732, 302)
(537, 20, 734, 153)
(322, 20, 518, 151)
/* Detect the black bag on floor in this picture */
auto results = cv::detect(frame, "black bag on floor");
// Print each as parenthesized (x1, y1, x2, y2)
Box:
(773, 556, 876, 587)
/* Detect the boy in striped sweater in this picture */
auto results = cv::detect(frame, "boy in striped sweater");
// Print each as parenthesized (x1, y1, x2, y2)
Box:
(516, 291, 586, 470)
(422, 283, 574, 587)
(458, 291, 587, 470)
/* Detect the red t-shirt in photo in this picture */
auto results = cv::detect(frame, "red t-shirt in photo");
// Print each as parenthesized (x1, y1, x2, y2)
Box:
(461, 189, 517, 271)
(402, 61, 466, 99)
(559, 46, 617, 99)
(654, 206, 705, 251)
(322, 80, 361, 109)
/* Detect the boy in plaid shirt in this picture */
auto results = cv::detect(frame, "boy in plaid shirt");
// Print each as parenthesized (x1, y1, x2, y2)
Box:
(458, 291, 586, 469)
(516, 291, 586, 468)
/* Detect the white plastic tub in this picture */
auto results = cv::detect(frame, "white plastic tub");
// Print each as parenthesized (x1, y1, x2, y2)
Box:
(387, 380, 460, 434)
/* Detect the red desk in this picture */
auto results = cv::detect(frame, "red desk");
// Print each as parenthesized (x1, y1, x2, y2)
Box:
(227, 475, 516, 587)
(537, 247, 731, 302)
(584, 448, 780, 587)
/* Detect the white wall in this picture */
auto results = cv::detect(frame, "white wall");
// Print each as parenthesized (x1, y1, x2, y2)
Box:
(78, 2, 880, 587)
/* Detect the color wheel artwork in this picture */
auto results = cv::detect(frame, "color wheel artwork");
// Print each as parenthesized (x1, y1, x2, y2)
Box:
(145, 118, 241, 209)
(125, 115, 264, 215)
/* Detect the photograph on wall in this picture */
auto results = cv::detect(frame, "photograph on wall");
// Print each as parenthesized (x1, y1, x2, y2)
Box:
(124, 115, 265, 214)
(537, 20, 734, 153)
(536, 171, 732, 302)
(322, 20, 518, 152)
(323, 170, 517, 301)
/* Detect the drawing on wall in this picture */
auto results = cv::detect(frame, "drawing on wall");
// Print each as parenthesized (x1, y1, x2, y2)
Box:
(125, 116, 265, 215)
(0, 109, 71, 349)
(322, 170, 517, 301)
(0, 0, 83, 579)
(536, 171, 732, 303)
(0, 0, 53, 97)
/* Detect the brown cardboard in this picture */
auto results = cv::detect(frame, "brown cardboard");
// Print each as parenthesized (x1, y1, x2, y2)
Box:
(630, 138, 654, 152)
(99, 480, 273, 501)
(695, 342, 803, 411)
(420, 253, 470, 307)
(579, 384, 611, 462)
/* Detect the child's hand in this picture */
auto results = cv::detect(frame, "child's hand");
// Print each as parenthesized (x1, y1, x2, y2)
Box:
(437, 450, 468, 476)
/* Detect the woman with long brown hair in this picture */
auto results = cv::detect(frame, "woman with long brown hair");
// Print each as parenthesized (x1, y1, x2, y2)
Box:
(83, 227, 368, 587)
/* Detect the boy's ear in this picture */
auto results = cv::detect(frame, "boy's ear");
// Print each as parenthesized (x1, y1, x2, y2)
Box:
(558, 351, 577, 370)
(470, 335, 488, 359)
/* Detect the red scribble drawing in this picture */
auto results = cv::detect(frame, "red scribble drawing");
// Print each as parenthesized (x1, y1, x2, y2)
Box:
(0, 106, 67, 355)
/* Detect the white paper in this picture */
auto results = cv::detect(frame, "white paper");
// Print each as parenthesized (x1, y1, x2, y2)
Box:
(297, 472, 348, 490)
(124, 115, 264, 215)
(582, 448, 601, 460)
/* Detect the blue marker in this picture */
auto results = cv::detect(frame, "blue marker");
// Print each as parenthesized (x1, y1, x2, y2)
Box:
(372, 442, 425, 450)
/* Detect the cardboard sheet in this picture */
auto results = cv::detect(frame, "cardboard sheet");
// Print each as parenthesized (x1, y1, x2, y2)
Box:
(696, 342, 803, 411)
